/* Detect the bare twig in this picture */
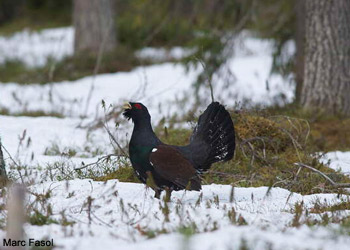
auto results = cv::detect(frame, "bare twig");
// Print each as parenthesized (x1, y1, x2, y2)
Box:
(295, 162, 350, 188)
(1, 143, 24, 184)
(240, 137, 272, 167)
(270, 115, 311, 145)
(101, 103, 129, 158)
(0, 139, 7, 179)
(74, 153, 125, 171)
(196, 57, 215, 103)
(104, 124, 129, 158)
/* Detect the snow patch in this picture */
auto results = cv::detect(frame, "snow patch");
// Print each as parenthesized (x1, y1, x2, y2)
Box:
(320, 151, 350, 175)
(0, 27, 74, 67)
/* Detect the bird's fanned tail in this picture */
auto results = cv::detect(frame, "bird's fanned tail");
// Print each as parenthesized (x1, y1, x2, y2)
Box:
(189, 102, 235, 172)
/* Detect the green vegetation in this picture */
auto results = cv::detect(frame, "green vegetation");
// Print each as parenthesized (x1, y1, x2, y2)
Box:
(0, 45, 152, 84)
(43, 141, 104, 158)
(310, 200, 350, 214)
(28, 209, 59, 226)
(265, 103, 350, 151)
(0, 107, 64, 118)
(0, 0, 71, 35)
(286, 200, 350, 235)
(94, 164, 140, 183)
(44, 143, 77, 157)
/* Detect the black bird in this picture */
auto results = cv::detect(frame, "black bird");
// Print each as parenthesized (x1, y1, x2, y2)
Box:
(123, 102, 235, 199)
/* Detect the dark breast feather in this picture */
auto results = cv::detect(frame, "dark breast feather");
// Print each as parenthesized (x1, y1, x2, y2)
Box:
(149, 145, 201, 190)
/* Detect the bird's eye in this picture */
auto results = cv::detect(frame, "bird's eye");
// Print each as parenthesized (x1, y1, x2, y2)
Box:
(133, 104, 142, 109)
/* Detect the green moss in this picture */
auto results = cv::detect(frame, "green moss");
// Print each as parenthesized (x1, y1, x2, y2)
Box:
(94, 166, 140, 183)
(155, 127, 192, 146)
(310, 119, 350, 151)
(265, 103, 350, 151)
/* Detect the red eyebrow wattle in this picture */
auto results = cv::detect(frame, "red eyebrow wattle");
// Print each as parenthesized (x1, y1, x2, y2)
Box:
(134, 104, 142, 109)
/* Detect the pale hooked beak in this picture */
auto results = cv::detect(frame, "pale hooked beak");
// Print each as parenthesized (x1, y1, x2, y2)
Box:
(123, 102, 132, 110)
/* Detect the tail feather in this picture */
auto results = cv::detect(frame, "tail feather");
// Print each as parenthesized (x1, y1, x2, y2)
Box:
(189, 102, 235, 172)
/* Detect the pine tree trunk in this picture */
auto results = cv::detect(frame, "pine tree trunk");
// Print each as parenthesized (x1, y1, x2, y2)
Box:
(301, 0, 350, 115)
(294, 0, 305, 104)
(73, 0, 117, 54)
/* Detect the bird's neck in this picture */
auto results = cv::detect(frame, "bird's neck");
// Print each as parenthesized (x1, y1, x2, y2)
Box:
(130, 118, 159, 146)
(133, 118, 154, 133)
(133, 118, 153, 131)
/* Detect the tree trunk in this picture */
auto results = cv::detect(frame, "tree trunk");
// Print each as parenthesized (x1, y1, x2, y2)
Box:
(301, 0, 350, 115)
(294, 0, 305, 104)
(73, 0, 117, 54)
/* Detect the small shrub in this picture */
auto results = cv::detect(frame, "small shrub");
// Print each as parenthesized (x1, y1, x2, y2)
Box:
(28, 210, 58, 226)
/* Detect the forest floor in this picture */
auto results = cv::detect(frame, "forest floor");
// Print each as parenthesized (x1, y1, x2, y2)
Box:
(0, 27, 350, 250)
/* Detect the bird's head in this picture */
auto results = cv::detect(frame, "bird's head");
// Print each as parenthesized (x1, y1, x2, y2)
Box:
(123, 102, 151, 123)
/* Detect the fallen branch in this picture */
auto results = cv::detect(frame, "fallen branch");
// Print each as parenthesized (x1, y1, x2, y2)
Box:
(295, 162, 350, 188)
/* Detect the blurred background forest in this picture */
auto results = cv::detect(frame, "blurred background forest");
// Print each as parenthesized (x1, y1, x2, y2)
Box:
(0, 0, 296, 86)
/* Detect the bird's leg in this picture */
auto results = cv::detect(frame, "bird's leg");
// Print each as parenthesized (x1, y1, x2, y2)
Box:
(154, 189, 162, 199)
(146, 171, 161, 199)
(163, 187, 172, 202)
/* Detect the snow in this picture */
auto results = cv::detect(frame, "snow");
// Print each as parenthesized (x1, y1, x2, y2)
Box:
(1, 180, 350, 250)
(0, 27, 74, 67)
(136, 47, 194, 62)
(0, 63, 201, 121)
(0, 27, 349, 250)
(321, 151, 350, 175)
(0, 27, 294, 123)
(0, 115, 108, 168)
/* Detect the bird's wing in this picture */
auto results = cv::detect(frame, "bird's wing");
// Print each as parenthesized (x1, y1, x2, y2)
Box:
(149, 145, 201, 190)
